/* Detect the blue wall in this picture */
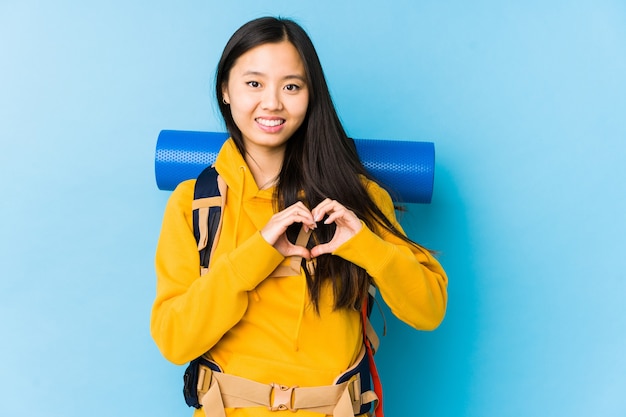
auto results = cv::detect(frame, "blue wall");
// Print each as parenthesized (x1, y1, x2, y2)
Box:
(1, 1, 625, 416)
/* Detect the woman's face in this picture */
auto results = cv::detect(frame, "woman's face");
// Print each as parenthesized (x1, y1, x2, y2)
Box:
(222, 41, 309, 155)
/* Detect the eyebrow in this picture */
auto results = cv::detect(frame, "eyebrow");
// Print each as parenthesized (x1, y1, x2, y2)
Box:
(242, 70, 307, 83)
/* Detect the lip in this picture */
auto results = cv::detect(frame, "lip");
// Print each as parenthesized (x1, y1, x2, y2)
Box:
(255, 117, 286, 133)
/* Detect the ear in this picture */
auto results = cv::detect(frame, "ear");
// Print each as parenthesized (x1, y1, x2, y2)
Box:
(222, 86, 230, 105)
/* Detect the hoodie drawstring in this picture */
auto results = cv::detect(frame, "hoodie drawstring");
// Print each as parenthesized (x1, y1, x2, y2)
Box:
(292, 276, 307, 351)
(233, 165, 246, 249)
(238, 165, 263, 302)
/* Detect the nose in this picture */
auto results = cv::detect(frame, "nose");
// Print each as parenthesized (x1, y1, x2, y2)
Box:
(261, 87, 283, 111)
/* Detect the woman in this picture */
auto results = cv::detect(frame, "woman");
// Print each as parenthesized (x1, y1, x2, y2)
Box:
(151, 16, 447, 417)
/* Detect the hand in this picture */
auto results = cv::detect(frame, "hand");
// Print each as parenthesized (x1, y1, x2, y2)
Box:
(310, 199, 362, 258)
(260, 201, 317, 259)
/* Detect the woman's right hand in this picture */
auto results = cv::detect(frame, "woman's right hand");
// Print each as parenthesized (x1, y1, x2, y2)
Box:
(260, 201, 316, 259)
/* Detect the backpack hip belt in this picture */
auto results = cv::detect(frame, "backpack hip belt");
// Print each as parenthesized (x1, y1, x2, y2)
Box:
(195, 345, 377, 417)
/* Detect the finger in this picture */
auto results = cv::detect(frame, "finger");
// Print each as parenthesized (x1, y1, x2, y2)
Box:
(310, 242, 334, 258)
(292, 211, 316, 230)
(290, 201, 313, 213)
(275, 203, 315, 227)
(322, 207, 348, 224)
(290, 205, 316, 229)
(285, 246, 313, 260)
(312, 198, 336, 222)
(261, 215, 303, 244)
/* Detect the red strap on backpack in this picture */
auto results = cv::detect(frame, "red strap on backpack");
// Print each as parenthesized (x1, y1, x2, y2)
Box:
(361, 300, 384, 417)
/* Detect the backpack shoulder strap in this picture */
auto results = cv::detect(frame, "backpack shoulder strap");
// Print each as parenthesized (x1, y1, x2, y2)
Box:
(192, 166, 226, 275)
(362, 292, 385, 417)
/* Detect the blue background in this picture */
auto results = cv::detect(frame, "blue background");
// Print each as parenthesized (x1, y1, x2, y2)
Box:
(1, 1, 625, 416)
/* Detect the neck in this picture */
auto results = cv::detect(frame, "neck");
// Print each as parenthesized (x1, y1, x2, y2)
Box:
(244, 146, 284, 190)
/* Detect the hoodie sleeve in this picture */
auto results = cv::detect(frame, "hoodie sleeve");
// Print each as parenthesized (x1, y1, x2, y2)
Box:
(150, 180, 284, 365)
(333, 181, 448, 331)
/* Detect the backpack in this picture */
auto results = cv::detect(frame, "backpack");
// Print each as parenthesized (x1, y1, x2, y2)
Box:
(185, 165, 385, 417)
(191, 166, 227, 275)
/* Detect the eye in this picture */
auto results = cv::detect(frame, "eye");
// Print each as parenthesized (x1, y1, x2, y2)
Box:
(284, 84, 301, 92)
(246, 81, 260, 88)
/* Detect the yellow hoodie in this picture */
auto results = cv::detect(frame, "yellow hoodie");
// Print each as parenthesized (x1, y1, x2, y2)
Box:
(151, 139, 448, 417)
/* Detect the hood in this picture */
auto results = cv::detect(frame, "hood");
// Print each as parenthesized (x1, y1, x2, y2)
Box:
(213, 139, 276, 238)
(213, 138, 274, 201)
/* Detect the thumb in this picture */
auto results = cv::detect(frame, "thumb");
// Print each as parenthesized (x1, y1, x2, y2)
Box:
(285, 245, 313, 261)
(310, 242, 334, 258)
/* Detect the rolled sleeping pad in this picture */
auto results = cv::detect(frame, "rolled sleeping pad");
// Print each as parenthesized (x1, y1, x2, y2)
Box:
(155, 130, 435, 204)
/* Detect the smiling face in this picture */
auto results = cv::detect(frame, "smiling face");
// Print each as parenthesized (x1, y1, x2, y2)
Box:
(222, 41, 309, 156)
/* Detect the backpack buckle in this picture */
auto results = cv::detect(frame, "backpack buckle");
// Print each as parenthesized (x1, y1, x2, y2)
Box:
(269, 383, 298, 412)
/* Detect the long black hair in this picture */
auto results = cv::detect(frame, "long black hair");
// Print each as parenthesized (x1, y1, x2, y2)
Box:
(216, 17, 422, 311)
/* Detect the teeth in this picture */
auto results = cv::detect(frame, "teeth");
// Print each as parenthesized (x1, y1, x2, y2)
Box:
(256, 118, 284, 127)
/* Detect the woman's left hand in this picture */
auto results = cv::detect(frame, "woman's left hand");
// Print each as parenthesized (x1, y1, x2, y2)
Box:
(310, 199, 362, 258)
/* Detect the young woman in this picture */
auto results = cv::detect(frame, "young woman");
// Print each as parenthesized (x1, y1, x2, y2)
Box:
(151, 16, 447, 417)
